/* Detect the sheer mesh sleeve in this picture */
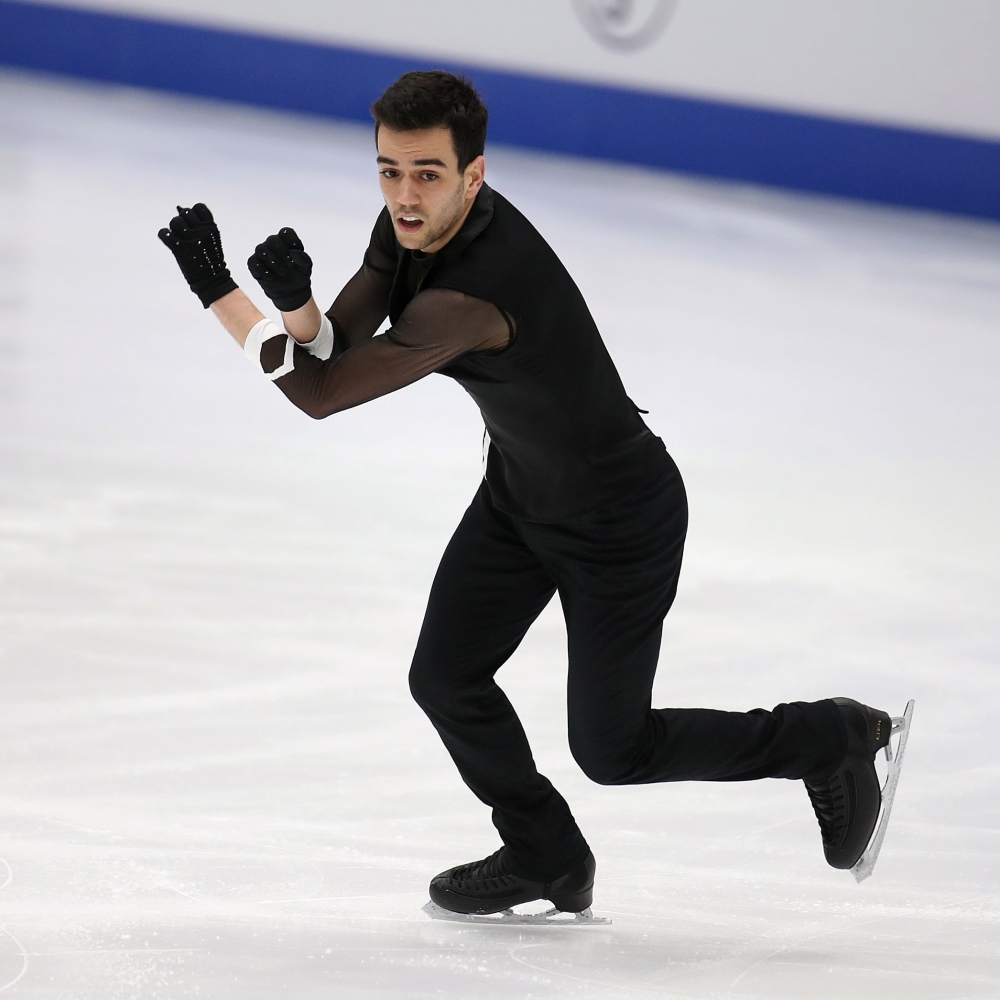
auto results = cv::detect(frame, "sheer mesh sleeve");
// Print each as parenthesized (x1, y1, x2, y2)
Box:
(263, 288, 511, 418)
(323, 212, 398, 350)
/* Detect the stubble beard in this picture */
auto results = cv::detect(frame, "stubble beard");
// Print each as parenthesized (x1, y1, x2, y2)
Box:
(404, 179, 467, 252)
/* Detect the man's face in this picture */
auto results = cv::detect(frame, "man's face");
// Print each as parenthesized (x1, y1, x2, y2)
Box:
(377, 126, 485, 254)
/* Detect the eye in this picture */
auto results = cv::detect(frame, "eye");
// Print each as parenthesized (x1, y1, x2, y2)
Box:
(380, 168, 399, 179)
(420, 172, 439, 182)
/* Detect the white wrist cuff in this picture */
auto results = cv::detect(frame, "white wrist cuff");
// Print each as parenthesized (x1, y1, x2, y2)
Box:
(244, 318, 295, 381)
(293, 312, 334, 361)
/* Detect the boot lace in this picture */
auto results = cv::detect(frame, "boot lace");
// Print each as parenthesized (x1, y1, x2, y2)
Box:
(448, 848, 519, 892)
(805, 776, 849, 849)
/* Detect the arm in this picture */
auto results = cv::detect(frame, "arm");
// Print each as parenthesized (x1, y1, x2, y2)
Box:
(324, 252, 396, 350)
(155, 204, 366, 359)
(257, 288, 510, 419)
(247, 228, 394, 350)
(156, 204, 507, 418)
(210, 288, 265, 347)
(156, 202, 286, 352)
(282, 298, 324, 345)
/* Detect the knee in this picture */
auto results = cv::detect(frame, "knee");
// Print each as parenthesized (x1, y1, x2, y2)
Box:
(407, 652, 440, 711)
(569, 732, 639, 786)
(408, 648, 473, 715)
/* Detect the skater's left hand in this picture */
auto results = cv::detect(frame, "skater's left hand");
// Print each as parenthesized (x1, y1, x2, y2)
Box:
(247, 228, 314, 313)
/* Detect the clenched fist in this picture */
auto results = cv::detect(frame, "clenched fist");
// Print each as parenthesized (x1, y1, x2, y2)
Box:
(158, 203, 238, 308)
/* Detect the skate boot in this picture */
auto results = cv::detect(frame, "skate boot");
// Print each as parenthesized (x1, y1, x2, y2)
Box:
(805, 697, 892, 870)
(428, 847, 595, 916)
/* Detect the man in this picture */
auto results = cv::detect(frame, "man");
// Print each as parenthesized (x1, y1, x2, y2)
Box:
(159, 71, 907, 917)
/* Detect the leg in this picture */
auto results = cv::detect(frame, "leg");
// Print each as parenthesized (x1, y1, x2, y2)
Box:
(409, 482, 590, 881)
(524, 457, 846, 786)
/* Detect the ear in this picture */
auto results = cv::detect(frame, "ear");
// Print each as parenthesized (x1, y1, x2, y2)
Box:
(464, 155, 486, 198)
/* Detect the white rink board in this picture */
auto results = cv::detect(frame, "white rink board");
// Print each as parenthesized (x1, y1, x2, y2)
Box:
(0, 71, 999, 998)
(21, 0, 1000, 139)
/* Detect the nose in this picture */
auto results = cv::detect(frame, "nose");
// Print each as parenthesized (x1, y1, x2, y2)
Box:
(397, 175, 421, 209)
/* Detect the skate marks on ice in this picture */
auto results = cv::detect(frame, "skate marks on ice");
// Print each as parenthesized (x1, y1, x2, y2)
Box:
(0, 856, 28, 995)
(851, 699, 915, 884)
(422, 901, 611, 926)
(0, 928, 28, 995)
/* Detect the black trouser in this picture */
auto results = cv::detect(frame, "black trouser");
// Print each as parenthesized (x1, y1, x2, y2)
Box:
(409, 453, 846, 882)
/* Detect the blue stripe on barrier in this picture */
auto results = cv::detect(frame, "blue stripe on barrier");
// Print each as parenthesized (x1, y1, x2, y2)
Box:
(1, 0, 998, 220)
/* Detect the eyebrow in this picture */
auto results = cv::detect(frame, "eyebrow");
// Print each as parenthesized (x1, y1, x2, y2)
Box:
(376, 156, 448, 168)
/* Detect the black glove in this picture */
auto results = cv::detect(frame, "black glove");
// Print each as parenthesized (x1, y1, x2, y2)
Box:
(247, 228, 313, 312)
(158, 203, 238, 308)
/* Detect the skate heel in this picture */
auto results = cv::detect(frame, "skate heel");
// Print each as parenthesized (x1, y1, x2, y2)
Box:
(865, 710, 893, 755)
(548, 884, 594, 914)
(545, 851, 597, 913)
(832, 697, 892, 755)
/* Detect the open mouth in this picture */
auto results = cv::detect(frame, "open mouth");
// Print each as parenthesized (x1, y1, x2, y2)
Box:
(397, 214, 424, 235)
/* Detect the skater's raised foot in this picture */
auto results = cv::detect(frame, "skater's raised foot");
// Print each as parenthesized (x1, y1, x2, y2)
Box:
(428, 847, 596, 915)
(805, 697, 892, 870)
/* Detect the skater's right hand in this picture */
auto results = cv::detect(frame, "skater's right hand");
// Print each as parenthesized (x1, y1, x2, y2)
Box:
(247, 228, 314, 313)
(158, 203, 238, 309)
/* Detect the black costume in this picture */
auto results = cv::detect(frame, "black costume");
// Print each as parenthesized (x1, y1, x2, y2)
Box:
(255, 185, 846, 881)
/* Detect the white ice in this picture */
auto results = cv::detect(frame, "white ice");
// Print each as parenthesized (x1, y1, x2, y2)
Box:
(0, 69, 998, 999)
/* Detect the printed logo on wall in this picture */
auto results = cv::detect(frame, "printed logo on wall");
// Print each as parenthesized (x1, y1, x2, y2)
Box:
(572, 0, 680, 52)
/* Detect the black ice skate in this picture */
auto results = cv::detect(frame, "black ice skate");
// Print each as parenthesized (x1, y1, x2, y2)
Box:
(805, 697, 914, 883)
(422, 847, 610, 925)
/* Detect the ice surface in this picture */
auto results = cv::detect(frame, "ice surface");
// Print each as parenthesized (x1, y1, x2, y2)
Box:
(0, 69, 998, 999)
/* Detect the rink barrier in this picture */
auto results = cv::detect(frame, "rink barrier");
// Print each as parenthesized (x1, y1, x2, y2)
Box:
(1, 0, 999, 221)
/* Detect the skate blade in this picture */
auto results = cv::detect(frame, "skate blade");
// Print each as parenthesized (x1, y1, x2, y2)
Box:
(422, 901, 612, 926)
(851, 698, 915, 884)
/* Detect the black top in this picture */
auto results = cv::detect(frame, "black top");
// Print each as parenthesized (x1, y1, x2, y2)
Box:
(269, 184, 666, 522)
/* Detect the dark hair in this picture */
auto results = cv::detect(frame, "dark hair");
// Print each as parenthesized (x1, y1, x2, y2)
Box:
(371, 71, 488, 172)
